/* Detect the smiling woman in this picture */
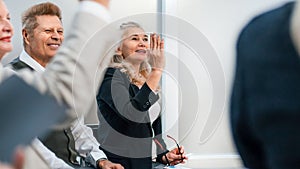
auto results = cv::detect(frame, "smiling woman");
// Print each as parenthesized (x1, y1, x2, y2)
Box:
(112, 22, 151, 87)
(95, 22, 187, 169)
(0, 0, 13, 60)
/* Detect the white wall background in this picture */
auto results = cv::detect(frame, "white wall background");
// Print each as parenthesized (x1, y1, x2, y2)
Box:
(3, 0, 294, 168)
(164, 0, 292, 168)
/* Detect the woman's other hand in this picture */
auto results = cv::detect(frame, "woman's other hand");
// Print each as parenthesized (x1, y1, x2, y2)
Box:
(164, 146, 188, 166)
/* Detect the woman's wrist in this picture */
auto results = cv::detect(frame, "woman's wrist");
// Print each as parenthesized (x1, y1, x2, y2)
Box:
(156, 150, 169, 165)
(163, 153, 170, 165)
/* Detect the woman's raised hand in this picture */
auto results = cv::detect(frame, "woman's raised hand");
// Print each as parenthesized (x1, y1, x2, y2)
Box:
(148, 33, 165, 71)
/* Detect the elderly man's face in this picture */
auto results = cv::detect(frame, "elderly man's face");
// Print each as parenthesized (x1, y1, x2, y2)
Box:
(26, 15, 64, 67)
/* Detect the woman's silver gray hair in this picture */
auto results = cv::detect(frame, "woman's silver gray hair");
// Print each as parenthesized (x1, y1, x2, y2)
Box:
(120, 21, 143, 31)
(110, 21, 151, 86)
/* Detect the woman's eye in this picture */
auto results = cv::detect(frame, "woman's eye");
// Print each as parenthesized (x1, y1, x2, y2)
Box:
(132, 37, 138, 40)
(143, 38, 148, 42)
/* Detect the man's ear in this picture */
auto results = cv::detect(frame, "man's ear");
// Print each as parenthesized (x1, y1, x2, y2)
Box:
(22, 29, 30, 45)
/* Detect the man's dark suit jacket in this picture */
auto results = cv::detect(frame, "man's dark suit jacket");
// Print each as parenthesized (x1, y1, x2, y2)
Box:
(9, 57, 34, 71)
(96, 67, 168, 169)
(231, 2, 300, 169)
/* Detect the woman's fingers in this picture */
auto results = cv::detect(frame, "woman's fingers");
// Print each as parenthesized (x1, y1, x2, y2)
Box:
(167, 149, 183, 160)
(160, 38, 164, 50)
(179, 146, 184, 154)
(151, 33, 163, 50)
(148, 33, 165, 70)
(153, 34, 157, 49)
(150, 33, 154, 49)
(157, 34, 161, 50)
(150, 33, 164, 51)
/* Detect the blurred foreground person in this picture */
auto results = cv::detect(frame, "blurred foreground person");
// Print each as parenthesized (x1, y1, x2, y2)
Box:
(0, 0, 120, 168)
(231, 1, 300, 169)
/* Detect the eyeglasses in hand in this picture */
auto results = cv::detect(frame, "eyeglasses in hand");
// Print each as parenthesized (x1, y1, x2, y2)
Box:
(167, 135, 184, 162)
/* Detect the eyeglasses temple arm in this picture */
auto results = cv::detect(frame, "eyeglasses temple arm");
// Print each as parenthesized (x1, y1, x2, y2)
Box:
(167, 135, 184, 162)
